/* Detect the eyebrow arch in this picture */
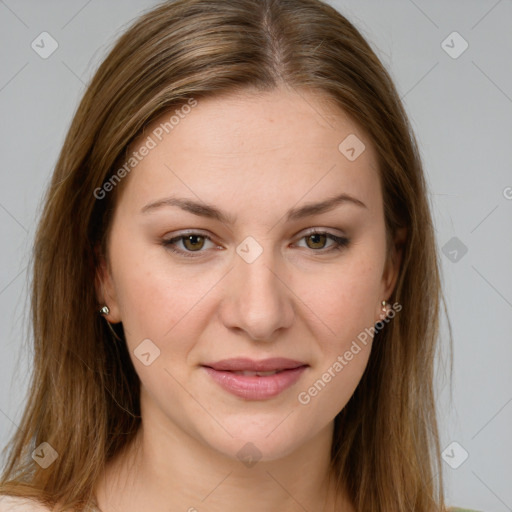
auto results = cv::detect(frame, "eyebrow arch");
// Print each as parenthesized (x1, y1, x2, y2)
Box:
(140, 192, 367, 224)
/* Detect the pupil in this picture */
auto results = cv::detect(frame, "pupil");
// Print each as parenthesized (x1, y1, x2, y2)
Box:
(309, 234, 326, 248)
(185, 235, 203, 250)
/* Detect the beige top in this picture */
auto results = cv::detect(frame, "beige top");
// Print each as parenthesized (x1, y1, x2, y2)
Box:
(0, 496, 50, 511)
(0, 495, 100, 512)
(0, 495, 483, 512)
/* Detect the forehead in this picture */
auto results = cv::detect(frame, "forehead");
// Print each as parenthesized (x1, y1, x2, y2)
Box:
(117, 87, 382, 219)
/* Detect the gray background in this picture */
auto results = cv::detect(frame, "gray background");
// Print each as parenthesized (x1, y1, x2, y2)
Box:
(0, 1, 511, 510)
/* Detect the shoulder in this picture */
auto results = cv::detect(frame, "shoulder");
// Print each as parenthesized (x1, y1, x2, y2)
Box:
(0, 495, 52, 511)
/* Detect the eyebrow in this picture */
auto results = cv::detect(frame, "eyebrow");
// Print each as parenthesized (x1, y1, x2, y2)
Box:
(140, 192, 367, 224)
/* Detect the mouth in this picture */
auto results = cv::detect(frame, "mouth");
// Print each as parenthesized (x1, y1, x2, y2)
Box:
(221, 369, 290, 376)
(200, 358, 309, 400)
(202, 357, 308, 372)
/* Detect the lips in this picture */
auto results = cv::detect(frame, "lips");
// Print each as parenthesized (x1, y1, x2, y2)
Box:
(202, 357, 307, 372)
(228, 369, 285, 376)
(201, 357, 309, 400)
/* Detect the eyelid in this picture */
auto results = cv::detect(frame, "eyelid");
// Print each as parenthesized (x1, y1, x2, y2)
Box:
(163, 227, 346, 242)
(299, 226, 347, 238)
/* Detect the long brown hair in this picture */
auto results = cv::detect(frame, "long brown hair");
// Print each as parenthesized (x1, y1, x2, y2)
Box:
(0, 0, 452, 510)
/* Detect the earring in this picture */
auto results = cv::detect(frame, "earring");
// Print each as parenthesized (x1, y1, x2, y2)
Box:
(381, 300, 390, 319)
(98, 305, 123, 342)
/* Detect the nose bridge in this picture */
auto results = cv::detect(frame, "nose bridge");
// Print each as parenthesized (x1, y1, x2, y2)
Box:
(223, 235, 294, 340)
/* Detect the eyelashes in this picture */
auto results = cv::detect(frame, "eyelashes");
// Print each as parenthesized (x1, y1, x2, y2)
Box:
(161, 230, 350, 259)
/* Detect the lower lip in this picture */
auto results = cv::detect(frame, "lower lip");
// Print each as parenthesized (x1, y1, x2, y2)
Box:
(202, 366, 308, 400)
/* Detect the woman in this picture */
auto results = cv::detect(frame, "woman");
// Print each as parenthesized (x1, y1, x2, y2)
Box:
(0, 0, 478, 510)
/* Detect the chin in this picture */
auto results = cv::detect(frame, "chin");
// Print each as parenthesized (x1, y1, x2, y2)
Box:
(195, 412, 315, 464)
(211, 434, 302, 464)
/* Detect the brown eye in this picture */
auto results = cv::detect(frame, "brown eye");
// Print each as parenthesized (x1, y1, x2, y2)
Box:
(163, 230, 349, 259)
(295, 231, 350, 253)
(305, 233, 328, 250)
(162, 232, 217, 258)
(181, 234, 206, 251)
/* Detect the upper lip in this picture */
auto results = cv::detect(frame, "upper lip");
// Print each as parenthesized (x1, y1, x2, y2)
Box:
(202, 357, 308, 372)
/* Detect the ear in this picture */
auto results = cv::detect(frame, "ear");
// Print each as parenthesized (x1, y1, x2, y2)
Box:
(377, 226, 407, 320)
(94, 244, 122, 323)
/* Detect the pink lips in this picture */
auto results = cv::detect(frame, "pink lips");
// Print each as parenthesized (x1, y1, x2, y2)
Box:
(201, 357, 309, 400)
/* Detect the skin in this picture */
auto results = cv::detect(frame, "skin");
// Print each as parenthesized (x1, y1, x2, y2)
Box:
(94, 84, 405, 512)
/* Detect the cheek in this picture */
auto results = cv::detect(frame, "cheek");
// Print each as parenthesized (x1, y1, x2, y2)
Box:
(297, 259, 383, 346)
(110, 237, 219, 349)
(296, 275, 376, 418)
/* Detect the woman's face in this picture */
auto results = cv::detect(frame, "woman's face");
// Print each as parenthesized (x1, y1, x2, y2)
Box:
(97, 86, 402, 462)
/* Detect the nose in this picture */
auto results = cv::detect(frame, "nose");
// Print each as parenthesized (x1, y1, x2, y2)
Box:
(219, 241, 295, 342)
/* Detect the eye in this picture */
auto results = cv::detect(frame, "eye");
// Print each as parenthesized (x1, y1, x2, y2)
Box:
(162, 232, 219, 258)
(294, 229, 350, 253)
(161, 229, 350, 258)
